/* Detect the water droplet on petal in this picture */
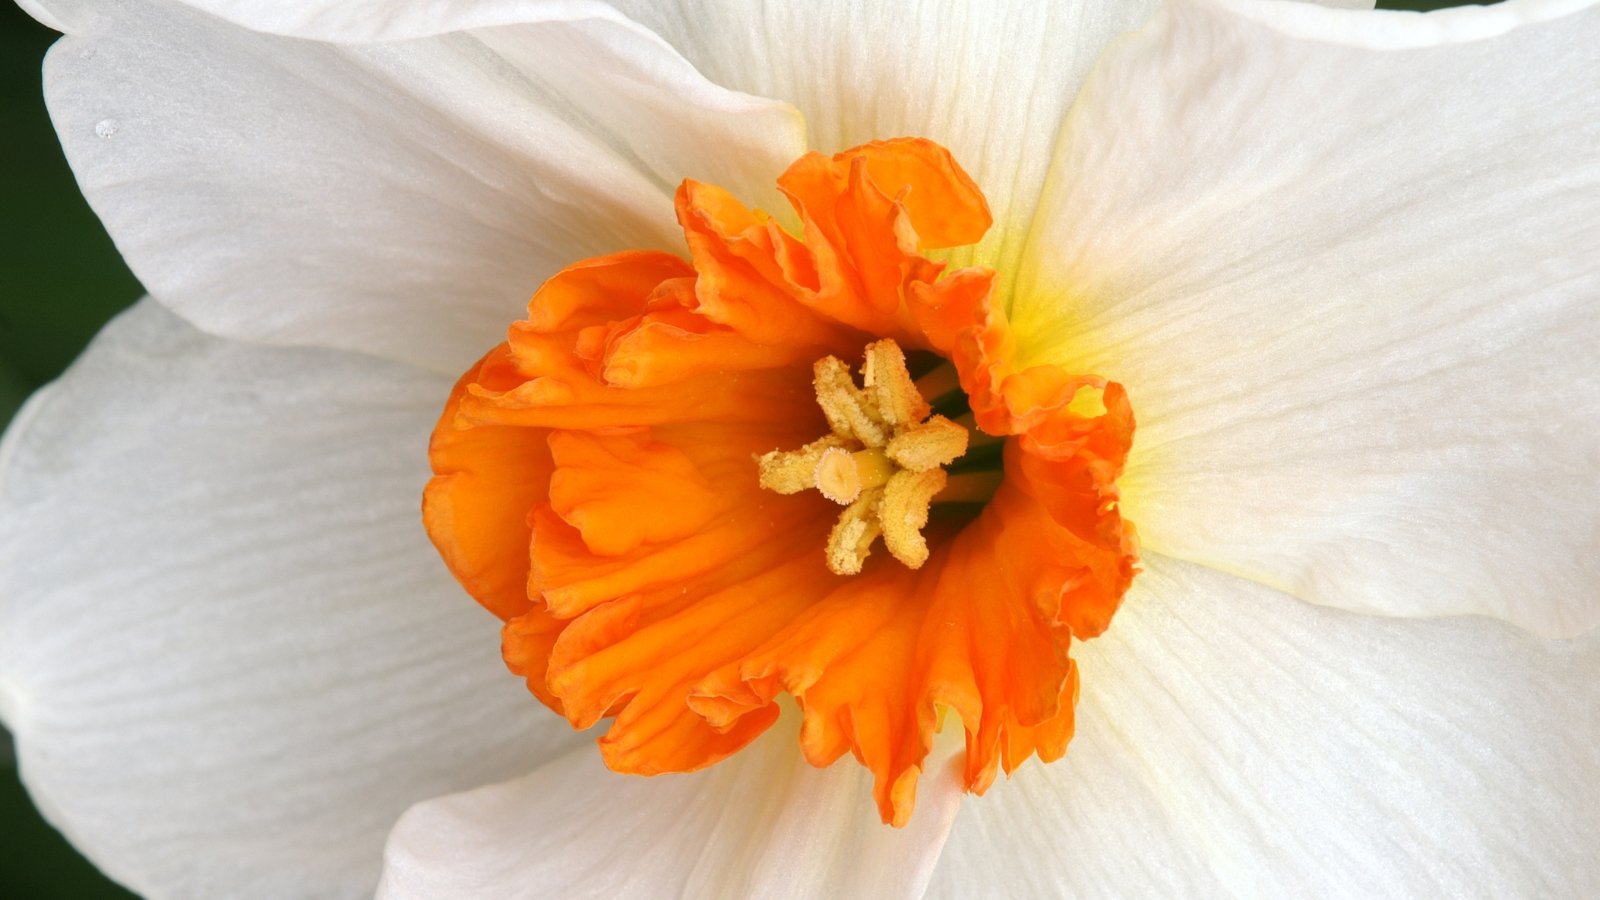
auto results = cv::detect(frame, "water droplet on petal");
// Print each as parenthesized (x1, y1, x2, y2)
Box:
(94, 118, 119, 139)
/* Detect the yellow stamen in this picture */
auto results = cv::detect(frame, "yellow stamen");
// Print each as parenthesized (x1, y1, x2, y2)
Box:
(814, 356, 887, 448)
(827, 492, 883, 575)
(880, 468, 945, 569)
(759, 339, 988, 574)
(757, 435, 846, 495)
(885, 416, 967, 472)
(862, 341, 929, 428)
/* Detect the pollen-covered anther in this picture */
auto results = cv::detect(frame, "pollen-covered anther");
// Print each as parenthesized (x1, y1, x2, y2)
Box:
(886, 416, 968, 472)
(880, 468, 946, 569)
(814, 356, 888, 448)
(756, 436, 846, 495)
(758, 339, 971, 574)
(827, 491, 883, 575)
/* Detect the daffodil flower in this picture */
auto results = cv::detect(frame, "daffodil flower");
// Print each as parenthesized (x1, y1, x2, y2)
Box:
(3, 0, 1597, 897)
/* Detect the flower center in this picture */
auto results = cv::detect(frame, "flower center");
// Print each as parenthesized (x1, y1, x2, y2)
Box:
(757, 339, 1001, 574)
(423, 136, 1138, 827)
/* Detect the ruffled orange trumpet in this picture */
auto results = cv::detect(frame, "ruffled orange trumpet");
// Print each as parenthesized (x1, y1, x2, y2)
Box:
(425, 137, 1138, 825)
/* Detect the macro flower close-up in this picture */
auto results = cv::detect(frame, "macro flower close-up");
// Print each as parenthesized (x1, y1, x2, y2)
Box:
(1, 0, 1597, 896)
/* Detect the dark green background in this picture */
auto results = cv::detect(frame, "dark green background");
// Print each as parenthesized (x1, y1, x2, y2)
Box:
(2, 6, 144, 896)
(0, 1, 1478, 896)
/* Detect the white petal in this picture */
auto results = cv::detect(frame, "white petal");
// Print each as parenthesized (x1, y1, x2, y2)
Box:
(1011, 0, 1600, 636)
(0, 301, 581, 898)
(34, 0, 612, 40)
(605, 0, 1164, 283)
(379, 713, 965, 900)
(32, 0, 1370, 41)
(927, 554, 1600, 898)
(17, 0, 68, 31)
(43, 0, 804, 374)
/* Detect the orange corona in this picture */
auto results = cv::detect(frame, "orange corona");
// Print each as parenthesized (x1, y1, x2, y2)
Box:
(424, 138, 1138, 826)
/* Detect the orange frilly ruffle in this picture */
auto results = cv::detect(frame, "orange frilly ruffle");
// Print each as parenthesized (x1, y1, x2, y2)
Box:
(424, 138, 1137, 825)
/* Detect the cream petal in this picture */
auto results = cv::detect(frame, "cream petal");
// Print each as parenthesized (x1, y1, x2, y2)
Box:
(0, 301, 580, 898)
(42, 0, 804, 374)
(927, 554, 1600, 898)
(1011, 0, 1600, 636)
(378, 713, 965, 900)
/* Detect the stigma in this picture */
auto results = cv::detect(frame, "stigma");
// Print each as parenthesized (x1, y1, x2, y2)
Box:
(758, 340, 973, 574)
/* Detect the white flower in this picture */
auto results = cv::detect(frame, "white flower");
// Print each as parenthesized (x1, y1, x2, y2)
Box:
(2, 0, 1598, 896)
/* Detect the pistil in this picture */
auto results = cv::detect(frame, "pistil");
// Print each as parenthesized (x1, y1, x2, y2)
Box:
(758, 339, 992, 575)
